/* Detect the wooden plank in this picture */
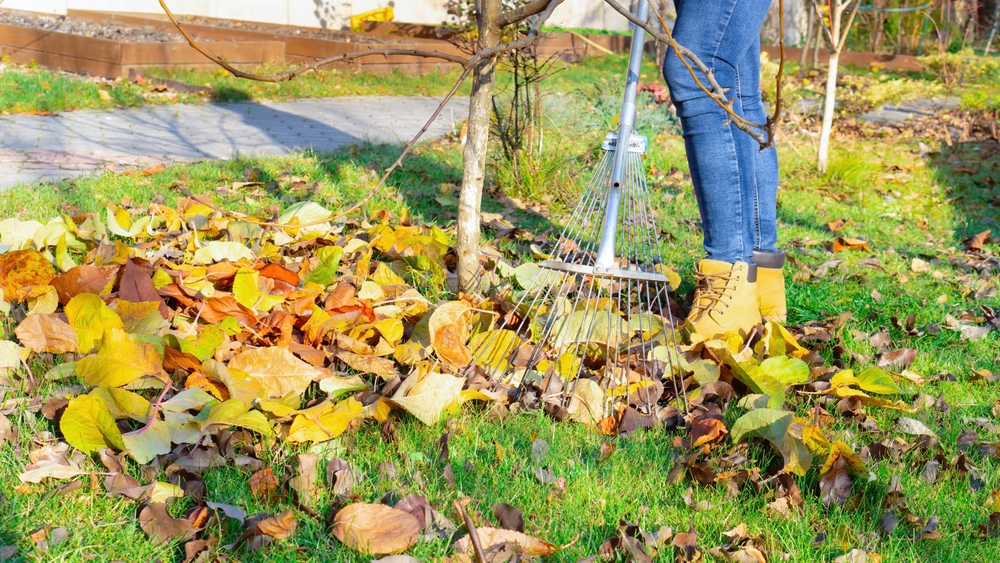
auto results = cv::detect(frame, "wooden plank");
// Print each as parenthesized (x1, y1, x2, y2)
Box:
(0, 45, 122, 77)
(121, 41, 284, 65)
(0, 22, 121, 62)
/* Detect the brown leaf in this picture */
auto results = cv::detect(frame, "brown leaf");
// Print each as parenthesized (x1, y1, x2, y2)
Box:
(671, 526, 699, 562)
(0, 249, 56, 302)
(827, 218, 848, 233)
(454, 527, 557, 557)
(332, 503, 422, 555)
(868, 332, 891, 350)
(139, 502, 198, 544)
(289, 453, 319, 506)
(327, 458, 356, 497)
(256, 510, 296, 540)
(395, 494, 431, 530)
(492, 503, 525, 533)
(51, 265, 118, 304)
(119, 259, 170, 318)
(966, 230, 991, 252)
(14, 314, 78, 354)
(201, 295, 257, 326)
(877, 349, 917, 370)
(915, 515, 940, 541)
(820, 457, 852, 507)
(689, 418, 728, 448)
(257, 262, 301, 287)
(228, 510, 296, 551)
(832, 237, 871, 252)
(249, 468, 280, 500)
(979, 512, 1000, 539)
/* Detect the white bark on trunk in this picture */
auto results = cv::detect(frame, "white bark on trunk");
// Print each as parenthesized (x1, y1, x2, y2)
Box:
(817, 48, 839, 173)
(456, 0, 501, 293)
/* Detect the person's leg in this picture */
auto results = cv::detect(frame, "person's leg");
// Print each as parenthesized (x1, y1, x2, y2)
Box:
(736, 36, 779, 253)
(735, 37, 786, 321)
(663, 0, 774, 262)
(663, 0, 774, 338)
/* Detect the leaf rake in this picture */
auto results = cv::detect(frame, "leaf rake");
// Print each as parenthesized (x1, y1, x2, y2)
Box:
(465, 0, 688, 429)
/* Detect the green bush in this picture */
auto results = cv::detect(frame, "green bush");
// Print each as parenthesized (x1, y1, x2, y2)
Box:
(838, 74, 940, 114)
(917, 49, 1000, 91)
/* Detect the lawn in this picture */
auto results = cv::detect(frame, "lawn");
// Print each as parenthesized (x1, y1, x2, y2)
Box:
(0, 52, 652, 115)
(0, 49, 998, 563)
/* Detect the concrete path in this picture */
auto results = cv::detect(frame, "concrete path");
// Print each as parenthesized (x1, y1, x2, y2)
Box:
(0, 96, 468, 189)
(859, 97, 959, 125)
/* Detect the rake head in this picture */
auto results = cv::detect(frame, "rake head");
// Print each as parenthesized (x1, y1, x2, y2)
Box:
(465, 132, 688, 428)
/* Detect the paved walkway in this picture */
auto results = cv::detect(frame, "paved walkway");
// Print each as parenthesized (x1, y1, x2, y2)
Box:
(0, 96, 469, 189)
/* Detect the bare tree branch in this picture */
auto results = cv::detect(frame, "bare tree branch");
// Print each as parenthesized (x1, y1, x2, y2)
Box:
(158, 0, 467, 81)
(497, 0, 555, 28)
(839, 1, 861, 47)
(810, 0, 835, 45)
(603, 0, 783, 149)
(605, 0, 783, 149)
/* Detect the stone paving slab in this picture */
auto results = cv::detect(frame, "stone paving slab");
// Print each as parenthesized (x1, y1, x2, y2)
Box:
(0, 96, 468, 189)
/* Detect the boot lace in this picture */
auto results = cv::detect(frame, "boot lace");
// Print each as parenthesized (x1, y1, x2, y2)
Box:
(688, 271, 736, 321)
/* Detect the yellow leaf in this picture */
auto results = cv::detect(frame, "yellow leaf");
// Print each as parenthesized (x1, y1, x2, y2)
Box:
(228, 347, 324, 399)
(65, 293, 124, 354)
(232, 268, 284, 312)
(76, 328, 163, 387)
(26, 286, 59, 316)
(822, 441, 867, 477)
(337, 351, 399, 380)
(287, 398, 364, 443)
(565, 378, 606, 426)
(60, 393, 125, 454)
(429, 301, 473, 366)
(192, 241, 255, 265)
(469, 329, 521, 377)
(390, 371, 465, 426)
(362, 397, 394, 422)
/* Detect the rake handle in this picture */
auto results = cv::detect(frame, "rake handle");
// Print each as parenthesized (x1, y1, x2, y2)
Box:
(594, 0, 650, 271)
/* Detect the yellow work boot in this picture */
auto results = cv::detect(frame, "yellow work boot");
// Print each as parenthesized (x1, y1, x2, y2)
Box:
(753, 250, 787, 323)
(685, 260, 762, 340)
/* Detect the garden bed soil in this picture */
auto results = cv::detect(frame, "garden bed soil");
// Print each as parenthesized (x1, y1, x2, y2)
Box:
(0, 9, 283, 79)
(67, 10, 466, 74)
(0, 9, 198, 43)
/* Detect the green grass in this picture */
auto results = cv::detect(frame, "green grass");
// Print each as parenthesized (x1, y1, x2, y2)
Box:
(0, 54, 641, 115)
(1, 58, 999, 562)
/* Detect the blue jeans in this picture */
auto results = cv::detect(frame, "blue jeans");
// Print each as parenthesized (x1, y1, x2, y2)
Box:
(663, 0, 779, 263)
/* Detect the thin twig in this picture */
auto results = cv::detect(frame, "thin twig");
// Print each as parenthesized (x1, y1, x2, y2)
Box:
(605, 0, 786, 150)
(454, 498, 487, 563)
(158, 0, 467, 80)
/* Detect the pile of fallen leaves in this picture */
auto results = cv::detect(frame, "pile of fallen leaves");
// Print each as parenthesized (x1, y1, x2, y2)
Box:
(0, 194, 997, 561)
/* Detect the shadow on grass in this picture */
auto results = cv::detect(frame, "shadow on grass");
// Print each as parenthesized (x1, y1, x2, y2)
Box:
(926, 138, 1000, 242)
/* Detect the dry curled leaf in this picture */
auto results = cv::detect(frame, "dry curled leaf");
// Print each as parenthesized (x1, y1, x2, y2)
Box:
(454, 527, 557, 557)
(428, 301, 473, 366)
(332, 503, 421, 555)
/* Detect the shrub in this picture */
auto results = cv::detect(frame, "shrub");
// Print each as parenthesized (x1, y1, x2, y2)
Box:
(838, 74, 940, 114)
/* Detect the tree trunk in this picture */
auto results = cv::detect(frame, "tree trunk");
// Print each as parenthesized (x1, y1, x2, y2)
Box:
(817, 48, 839, 173)
(456, 0, 501, 294)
